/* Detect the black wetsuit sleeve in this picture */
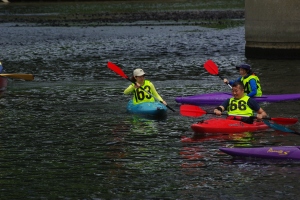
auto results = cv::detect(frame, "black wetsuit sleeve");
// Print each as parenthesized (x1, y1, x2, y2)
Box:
(221, 99, 230, 111)
(247, 98, 260, 112)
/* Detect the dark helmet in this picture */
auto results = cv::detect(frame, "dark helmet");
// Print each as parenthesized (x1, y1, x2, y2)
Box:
(236, 64, 251, 71)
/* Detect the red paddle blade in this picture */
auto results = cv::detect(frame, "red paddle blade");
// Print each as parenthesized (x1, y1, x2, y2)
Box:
(180, 105, 206, 117)
(204, 60, 219, 75)
(107, 61, 129, 79)
(271, 117, 298, 125)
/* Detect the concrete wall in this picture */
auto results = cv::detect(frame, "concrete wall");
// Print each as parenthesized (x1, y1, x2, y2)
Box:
(245, 0, 300, 58)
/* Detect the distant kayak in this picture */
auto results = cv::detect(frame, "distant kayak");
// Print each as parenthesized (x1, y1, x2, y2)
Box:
(127, 100, 167, 119)
(220, 146, 300, 160)
(191, 118, 269, 134)
(175, 92, 300, 105)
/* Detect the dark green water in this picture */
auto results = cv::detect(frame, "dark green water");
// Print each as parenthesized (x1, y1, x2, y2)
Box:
(0, 22, 300, 199)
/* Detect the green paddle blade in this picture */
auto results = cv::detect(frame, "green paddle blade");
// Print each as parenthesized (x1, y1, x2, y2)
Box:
(263, 119, 300, 135)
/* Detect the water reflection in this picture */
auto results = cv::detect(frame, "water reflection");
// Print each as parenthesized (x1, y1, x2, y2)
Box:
(111, 115, 160, 141)
(180, 132, 256, 168)
(181, 132, 255, 145)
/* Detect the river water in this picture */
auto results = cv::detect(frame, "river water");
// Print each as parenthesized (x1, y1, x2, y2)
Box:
(0, 23, 300, 199)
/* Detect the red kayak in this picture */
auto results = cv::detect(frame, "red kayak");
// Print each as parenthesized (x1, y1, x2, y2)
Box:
(191, 118, 269, 134)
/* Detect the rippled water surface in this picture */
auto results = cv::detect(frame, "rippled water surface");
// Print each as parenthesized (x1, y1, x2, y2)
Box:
(0, 22, 300, 199)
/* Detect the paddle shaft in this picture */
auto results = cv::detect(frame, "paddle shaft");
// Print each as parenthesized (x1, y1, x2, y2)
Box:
(202, 111, 279, 121)
(0, 73, 34, 81)
(218, 75, 232, 89)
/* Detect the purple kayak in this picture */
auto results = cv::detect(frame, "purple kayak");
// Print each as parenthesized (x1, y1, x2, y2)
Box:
(220, 146, 300, 160)
(175, 92, 300, 105)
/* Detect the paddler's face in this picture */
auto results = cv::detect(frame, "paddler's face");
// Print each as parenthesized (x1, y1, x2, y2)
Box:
(231, 85, 244, 99)
(135, 75, 145, 84)
(239, 68, 247, 77)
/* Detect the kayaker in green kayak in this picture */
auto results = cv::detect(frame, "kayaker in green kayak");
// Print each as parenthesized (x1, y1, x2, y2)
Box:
(214, 81, 267, 124)
(124, 68, 167, 106)
(223, 64, 262, 97)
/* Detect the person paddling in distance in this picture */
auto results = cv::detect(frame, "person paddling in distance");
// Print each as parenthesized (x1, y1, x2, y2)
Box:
(214, 81, 267, 124)
(124, 68, 168, 106)
(223, 64, 262, 97)
(0, 61, 3, 73)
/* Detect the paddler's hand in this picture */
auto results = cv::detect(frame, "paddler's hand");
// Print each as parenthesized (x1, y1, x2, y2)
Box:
(134, 82, 141, 88)
(223, 78, 229, 84)
(214, 109, 222, 116)
(162, 100, 167, 106)
(256, 113, 266, 121)
(214, 106, 223, 116)
(256, 109, 267, 121)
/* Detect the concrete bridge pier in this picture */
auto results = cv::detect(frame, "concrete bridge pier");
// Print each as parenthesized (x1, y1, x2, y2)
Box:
(245, 0, 300, 59)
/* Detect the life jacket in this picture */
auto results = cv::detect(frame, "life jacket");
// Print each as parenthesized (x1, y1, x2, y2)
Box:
(227, 95, 254, 117)
(241, 74, 262, 97)
(132, 80, 155, 104)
